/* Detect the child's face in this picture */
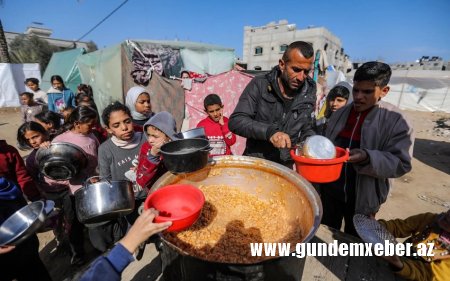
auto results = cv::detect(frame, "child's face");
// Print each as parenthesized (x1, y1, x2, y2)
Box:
(352, 81, 389, 112)
(135, 93, 152, 115)
(438, 210, 450, 232)
(106, 110, 134, 141)
(26, 81, 39, 92)
(206, 104, 223, 123)
(20, 95, 33, 106)
(24, 130, 46, 149)
(74, 119, 96, 135)
(328, 97, 348, 112)
(146, 126, 169, 148)
(52, 80, 63, 90)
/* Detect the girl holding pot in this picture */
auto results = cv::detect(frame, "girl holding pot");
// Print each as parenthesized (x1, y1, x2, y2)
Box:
(91, 102, 147, 252)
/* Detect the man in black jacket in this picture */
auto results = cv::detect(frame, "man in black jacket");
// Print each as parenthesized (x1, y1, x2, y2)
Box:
(229, 41, 317, 166)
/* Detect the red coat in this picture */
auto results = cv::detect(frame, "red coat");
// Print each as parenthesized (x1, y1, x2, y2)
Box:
(197, 116, 236, 156)
(0, 140, 41, 201)
(135, 142, 167, 190)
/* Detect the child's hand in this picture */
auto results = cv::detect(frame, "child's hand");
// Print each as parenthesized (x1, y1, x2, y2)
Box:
(219, 115, 225, 126)
(39, 141, 51, 149)
(119, 208, 171, 254)
(348, 148, 368, 163)
(150, 140, 166, 156)
(0, 245, 15, 255)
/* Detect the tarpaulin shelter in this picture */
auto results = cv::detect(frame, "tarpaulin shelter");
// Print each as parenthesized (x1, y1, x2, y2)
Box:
(41, 48, 85, 93)
(184, 70, 254, 155)
(76, 40, 236, 129)
(346, 70, 450, 113)
(0, 63, 41, 107)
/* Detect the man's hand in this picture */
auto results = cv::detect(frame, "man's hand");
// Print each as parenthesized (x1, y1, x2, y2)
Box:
(269, 132, 292, 149)
(119, 208, 172, 254)
(348, 148, 368, 163)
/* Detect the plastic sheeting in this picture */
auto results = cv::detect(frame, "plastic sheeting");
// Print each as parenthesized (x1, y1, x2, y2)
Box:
(77, 44, 123, 120)
(41, 48, 85, 93)
(0, 63, 41, 107)
(184, 70, 254, 155)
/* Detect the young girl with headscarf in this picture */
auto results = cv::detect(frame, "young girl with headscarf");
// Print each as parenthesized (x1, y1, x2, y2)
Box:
(125, 86, 154, 131)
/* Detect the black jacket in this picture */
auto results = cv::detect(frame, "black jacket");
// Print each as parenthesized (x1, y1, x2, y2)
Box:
(229, 66, 316, 166)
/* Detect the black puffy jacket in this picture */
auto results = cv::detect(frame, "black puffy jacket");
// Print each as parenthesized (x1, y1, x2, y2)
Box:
(229, 66, 316, 166)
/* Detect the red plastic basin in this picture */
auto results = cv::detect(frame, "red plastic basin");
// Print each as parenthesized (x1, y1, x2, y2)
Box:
(290, 147, 349, 183)
(144, 184, 205, 232)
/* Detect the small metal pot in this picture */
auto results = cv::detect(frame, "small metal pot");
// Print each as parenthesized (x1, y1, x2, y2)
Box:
(75, 177, 135, 224)
(160, 138, 212, 174)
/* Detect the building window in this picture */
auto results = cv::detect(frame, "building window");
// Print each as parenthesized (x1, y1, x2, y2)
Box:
(254, 66, 262, 71)
(279, 44, 288, 53)
(254, 46, 263, 55)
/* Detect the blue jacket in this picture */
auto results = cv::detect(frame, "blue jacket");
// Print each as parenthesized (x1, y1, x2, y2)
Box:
(47, 88, 76, 113)
(79, 243, 134, 281)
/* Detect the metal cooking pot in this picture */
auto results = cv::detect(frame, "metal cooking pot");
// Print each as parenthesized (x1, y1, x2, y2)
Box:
(174, 127, 207, 140)
(0, 201, 49, 246)
(35, 142, 88, 180)
(75, 177, 135, 224)
(160, 138, 212, 174)
(150, 156, 322, 281)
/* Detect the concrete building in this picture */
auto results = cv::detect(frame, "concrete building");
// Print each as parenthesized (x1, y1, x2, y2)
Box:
(243, 20, 348, 71)
(391, 56, 449, 71)
(4, 26, 90, 50)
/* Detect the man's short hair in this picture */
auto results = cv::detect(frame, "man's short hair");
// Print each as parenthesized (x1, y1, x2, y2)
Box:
(204, 94, 222, 109)
(354, 61, 392, 87)
(282, 41, 314, 62)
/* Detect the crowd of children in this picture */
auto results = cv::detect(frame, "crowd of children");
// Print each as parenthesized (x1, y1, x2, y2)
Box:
(0, 61, 448, 281)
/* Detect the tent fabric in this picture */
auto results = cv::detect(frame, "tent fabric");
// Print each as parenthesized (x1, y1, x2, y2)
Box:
(122, 47, 185, 131)
(42, 48, 85, 93)
(0, 63, 41, 107)
(184, 70, 254, 155)
(346, 70, 450, 113)
(77, 44, 123, 121)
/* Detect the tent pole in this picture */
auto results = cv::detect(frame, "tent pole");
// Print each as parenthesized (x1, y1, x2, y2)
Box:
(397, 69, 409, 108)
(439, 86, 449, 112)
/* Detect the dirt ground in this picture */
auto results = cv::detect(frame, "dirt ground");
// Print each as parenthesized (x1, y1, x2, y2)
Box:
(0, 108, 449, 281)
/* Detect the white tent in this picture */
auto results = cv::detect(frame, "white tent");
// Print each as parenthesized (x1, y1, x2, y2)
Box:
(0, 63, 42, 107)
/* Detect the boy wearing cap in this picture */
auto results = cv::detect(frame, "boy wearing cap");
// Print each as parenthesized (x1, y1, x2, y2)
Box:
(321, 62, 414, 236)
(197, 94, 236, 156)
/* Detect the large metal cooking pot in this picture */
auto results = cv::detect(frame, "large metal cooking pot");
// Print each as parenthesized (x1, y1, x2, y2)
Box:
(35, 142, 88, 180)
(0, 201, 46, 246)
(150, 155, 322, 281)
(75, 177, 135, 224)
(160, 138, 212, 174)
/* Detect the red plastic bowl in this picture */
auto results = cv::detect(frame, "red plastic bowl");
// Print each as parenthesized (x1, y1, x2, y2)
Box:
(144, 184, 205, 232)
(290, 147, 349, 183)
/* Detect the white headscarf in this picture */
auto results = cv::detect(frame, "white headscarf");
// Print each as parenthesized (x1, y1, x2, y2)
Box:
(125, 86, 152, 120)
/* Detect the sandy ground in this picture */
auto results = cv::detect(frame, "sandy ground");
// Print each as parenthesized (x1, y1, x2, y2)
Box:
(0, 107, 449, 281)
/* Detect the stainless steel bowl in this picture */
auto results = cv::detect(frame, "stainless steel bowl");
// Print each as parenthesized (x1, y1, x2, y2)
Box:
(35, 142, 88, 180)
(0, 201, 46, 246)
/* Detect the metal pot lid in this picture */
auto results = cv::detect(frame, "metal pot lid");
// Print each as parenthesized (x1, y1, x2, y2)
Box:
(301, 135, 336, 159)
